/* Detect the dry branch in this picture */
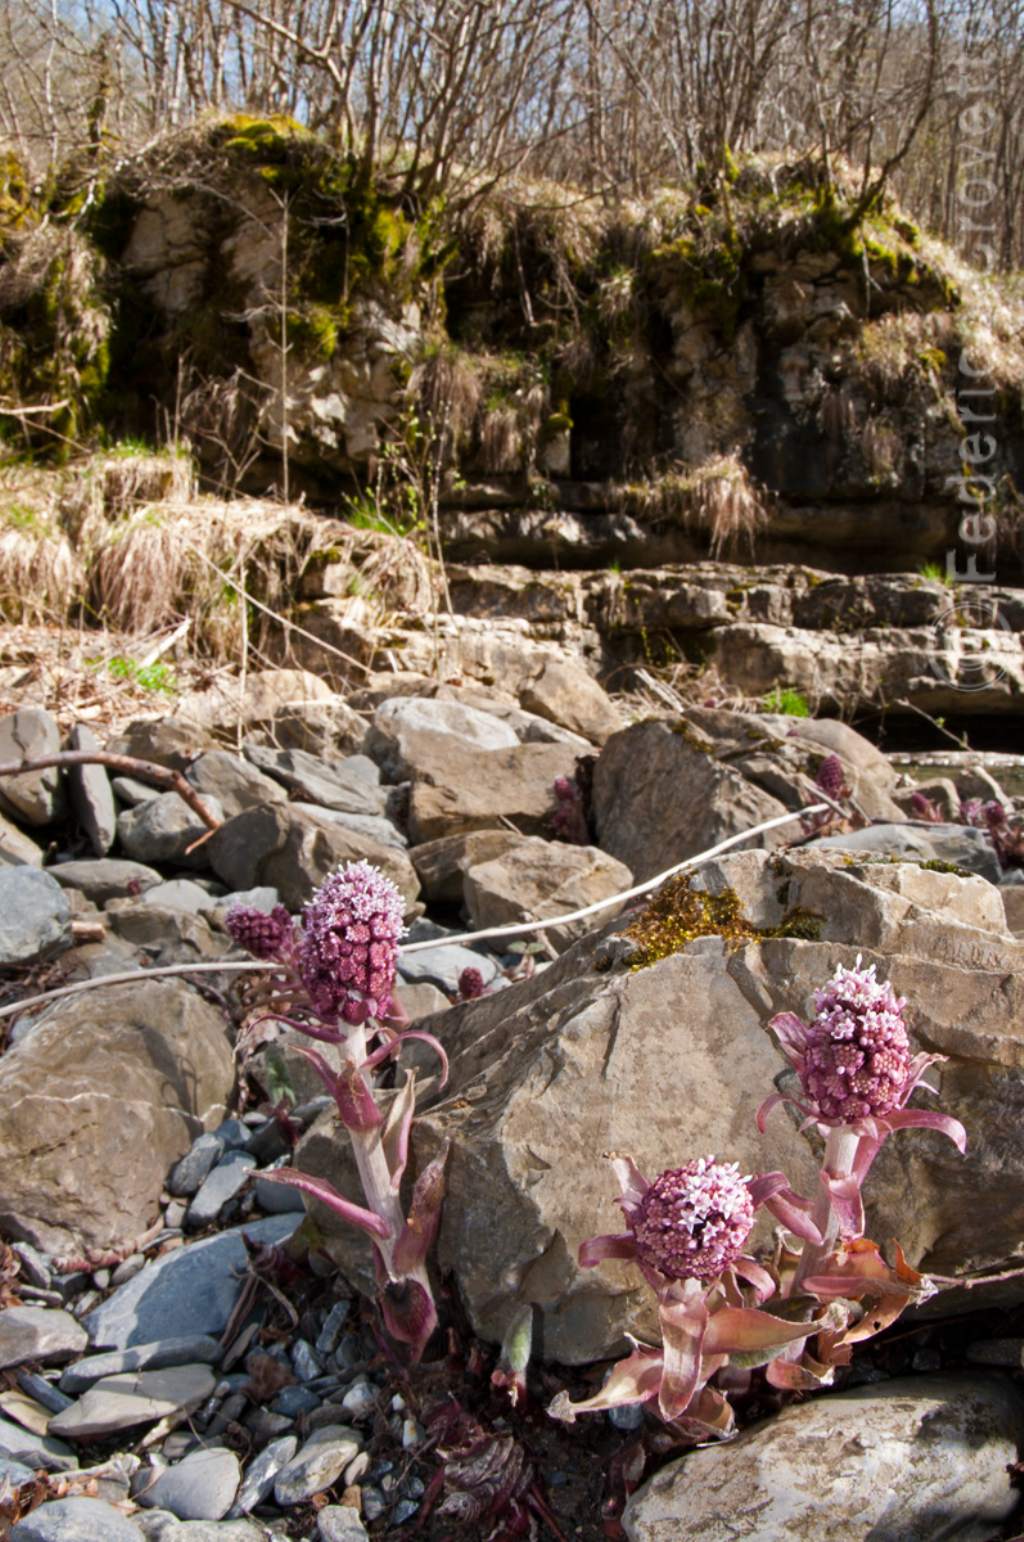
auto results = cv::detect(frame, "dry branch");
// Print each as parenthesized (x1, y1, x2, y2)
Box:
(0, 752, 222, 830)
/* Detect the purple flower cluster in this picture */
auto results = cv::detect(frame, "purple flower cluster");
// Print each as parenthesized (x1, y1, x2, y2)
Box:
(458, 966, 486, 1000)
(802, 959, 911, 1121)
(550, 774, 589, 845)
(632, 1157, 755, 1282)
(298, 860, 405, 1024)
(225, 903, 294, 960)
(815, 753, 847, 800)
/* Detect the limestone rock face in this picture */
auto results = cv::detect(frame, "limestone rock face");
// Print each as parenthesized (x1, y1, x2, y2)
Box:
(0, 981, 235, 1253)
(298, 847, 1024, 1363)
(622, 1375, 1024, 1542)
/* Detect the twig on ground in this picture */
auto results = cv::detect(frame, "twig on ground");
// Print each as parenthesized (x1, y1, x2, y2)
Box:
(0, 751, 221, 830)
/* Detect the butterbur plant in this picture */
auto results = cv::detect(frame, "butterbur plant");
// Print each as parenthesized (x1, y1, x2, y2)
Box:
(551, 957, 967, 1439)
(227, 862, 449, 1361)
(961, 797, 1024, 870)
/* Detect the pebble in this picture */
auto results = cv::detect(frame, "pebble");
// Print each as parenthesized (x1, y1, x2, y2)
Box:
(186, 1152, 256, 1230)
(12, 1242, 51, 1289)
(0, 1308, 88, 1370)
(60, 1336, 222, 1394)
(318, 1507, 371, 1541)
(344, 1451, 370, 1485)
(168, 1134, 224, 1198)
(9, 1496, 145, 1540)
(253, 1173, 306, 1214)
(271, 1384, 321, 1419)
(360, 1485, 386, 1521)
(164, 1201, 187, 1230)
(213, 1118, 252, 1151)
(231, 1434, 299, 1513)
(315, 1301, 352, 1357)
(244, 1407, 294, 1442)
(401, 1416, 425, 1448)
(291, 1337, 323, 1382)
(337, 1375, 376, 1421)
(608, 1402, 646, 1431)
(392, 1498, 420, 1525)
(111, 1253, 147, 1286)
(136, 1447, 241, 1521)
(274, 1425, 363, 1506)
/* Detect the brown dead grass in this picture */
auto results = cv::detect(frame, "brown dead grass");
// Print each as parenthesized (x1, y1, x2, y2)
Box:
(616, 453, 770, 557)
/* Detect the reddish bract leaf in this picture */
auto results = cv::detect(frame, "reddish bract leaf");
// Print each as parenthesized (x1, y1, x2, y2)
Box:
(257, 1168, 391, 1241)
(548, 1346, 663, 1423)
(393, 1143, 449, 1274)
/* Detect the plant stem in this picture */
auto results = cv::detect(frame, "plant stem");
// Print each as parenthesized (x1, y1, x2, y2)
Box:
(791, 1126, 861, 1294)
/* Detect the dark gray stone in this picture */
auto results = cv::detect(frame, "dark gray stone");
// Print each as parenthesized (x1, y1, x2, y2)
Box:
(315, 1302, 351, 1358)
(142, 879, 213, 914)
(60, 1336, 222, 1393)
(0, 811, 43, 869)
(187, 752, 287, 818)
(186, 1152, 256, 1230)
(10, 1497, 144, 1540)
(67, 725, 116, 856)
(0, 868, 72, 966)
(0, 1415, 78, 1473)
(398, 942, 500, 994)
(243, 746, 386, 815)
(48, 1364, 216, 1439)
(137, 1447, 241, 1520)
(232, 1434, 299, 1514)
(168, 1134, 225, 1197)
(82, 1217, 299, 1349)
(810, 822, 1003, 883)
(16, 1371, 73, 1414)
(318, 1508, 370, 1541)
(291, 803, 407, 849)
(48, 859, 162, 903)
(0, 1308, 87, 1370)
(117, 792, 224, 866)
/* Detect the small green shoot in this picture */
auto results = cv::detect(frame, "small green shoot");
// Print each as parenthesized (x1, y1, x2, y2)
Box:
(762, 685, 811, 717)
(106, 656, 178, 694)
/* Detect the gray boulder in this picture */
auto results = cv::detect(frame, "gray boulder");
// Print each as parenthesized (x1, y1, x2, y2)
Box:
(186, 751, 287, 818)
(66, 724, 117, 855)
(117, 792, 224, 866)
(0, 867, 72, 965)
(365, 696, 519, 782)
(0, 707, 64, 826)
(10, 1497, 144, 1540)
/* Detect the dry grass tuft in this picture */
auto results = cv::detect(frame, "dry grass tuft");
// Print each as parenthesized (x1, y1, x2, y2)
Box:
(616, 453, 770, 557)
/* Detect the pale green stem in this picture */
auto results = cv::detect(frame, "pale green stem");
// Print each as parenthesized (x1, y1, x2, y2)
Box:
(790, 1126, 862, 1296)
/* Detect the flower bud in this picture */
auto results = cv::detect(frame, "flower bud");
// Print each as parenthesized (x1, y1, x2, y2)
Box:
(632, 1158, 755, 1282)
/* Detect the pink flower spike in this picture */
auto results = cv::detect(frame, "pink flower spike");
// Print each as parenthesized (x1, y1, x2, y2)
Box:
(258, 1169, 391, 1240)
(632, 1158, 756, 1283)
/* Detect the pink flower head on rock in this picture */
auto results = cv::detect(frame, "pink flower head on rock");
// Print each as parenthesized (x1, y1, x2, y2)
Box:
(632, 1158, 756, 1282)
(298, 860, 405, 1024)
(226, 903, 295, 960)
(759, 956, 966, 1151)
(458, 966, 486, 1001)
(802, 958, 912, 1121)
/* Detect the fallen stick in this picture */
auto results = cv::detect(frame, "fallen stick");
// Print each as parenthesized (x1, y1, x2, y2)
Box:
(0, 751, 222, 832)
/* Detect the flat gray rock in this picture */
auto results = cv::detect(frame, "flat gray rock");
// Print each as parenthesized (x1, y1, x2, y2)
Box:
(158, 1524, 266, 1541)
(187, 751, 287, 818)
(232, 1434, 298, 1513)
(137, 1446, 241, 1520)
(67, 724, 117, 856)
(83, 1217, 299, 1348)
(0, 1455, 36, 1487)
(117, 792, 224, 865)
(398, 942, 500, 994)
(810, 822, 1003, 883)
(0, 1308, 87, 1370)
(244, 745, 386, 816)
(0, 868, 72, 966)
(273, 1425, 362, 1506)
(0, 1415, 78, 1473)
(186, 1151, 256, 1229)
(291, 802, 407, 849)
(60, 1335, 222, 1394)
(49, 1363, 216, 1439)
(10, 1496, 144, 1540)
(142, 878, 213, 914)
(48, 859, 162, 903)
(0, 707, 64, 826)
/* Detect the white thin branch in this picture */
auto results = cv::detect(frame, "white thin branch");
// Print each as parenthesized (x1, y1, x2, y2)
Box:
(0, 804, 827, 1023)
